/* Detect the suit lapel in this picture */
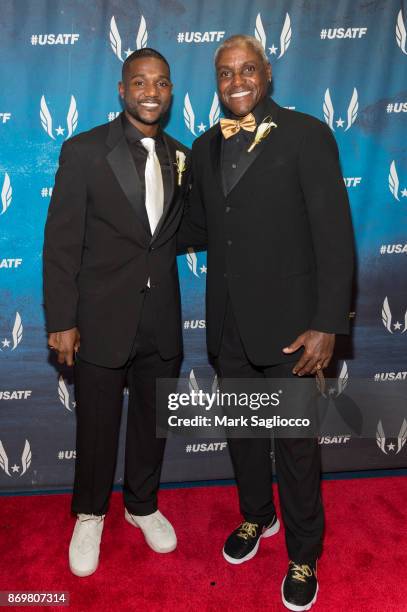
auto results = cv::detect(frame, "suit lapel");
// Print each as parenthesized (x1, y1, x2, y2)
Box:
(226, 98, 281, 197)
(106, 115, 150, 233)
(209, 127, 226, 197)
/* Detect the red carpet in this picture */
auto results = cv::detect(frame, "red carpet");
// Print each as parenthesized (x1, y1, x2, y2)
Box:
(0, 477, 406, 611)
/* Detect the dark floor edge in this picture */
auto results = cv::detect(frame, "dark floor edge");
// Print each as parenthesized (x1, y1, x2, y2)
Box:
(1, 468, 406, 497)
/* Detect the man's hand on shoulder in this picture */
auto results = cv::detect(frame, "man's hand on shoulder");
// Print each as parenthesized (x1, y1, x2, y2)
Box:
(48, 327, 80, 366)
(283, 330, 335, 376)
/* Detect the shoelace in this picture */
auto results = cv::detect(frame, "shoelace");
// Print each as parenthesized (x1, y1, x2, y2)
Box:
(150, 515, 168, 532)
(289, 562, 314, 583)
(76, 516, 103, 554)
(236, 521, 259, 540)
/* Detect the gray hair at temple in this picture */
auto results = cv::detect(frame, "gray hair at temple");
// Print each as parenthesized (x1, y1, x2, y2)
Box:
(214, 35, 269, 66)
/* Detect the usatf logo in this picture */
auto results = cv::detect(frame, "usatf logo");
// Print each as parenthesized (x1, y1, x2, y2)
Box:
(108, 112, 121, 122)
(0, 113, 11, 124)
(58, 450, 76, 460)
(319, 27, 367, 39)
(1, 172, 12, 216)
(318, 435, 351, 444)
(0, 440, 32, 477)
(396, 10, 407, 55)
(374, 371, 407, 382)
(58, 376, 75, 412)
(176, 31, 225, 44)
(184, 92, 220, 135)
(184, 320, 206, 330)
(317, 361, 349, 398)
(0, 312, 23, 351)
(109, 15, 147, 61)
(381, 297, 407, 334)
(40, 95, 78, 140)
(254, 13, 292, 58)
(0, 259, 23, 269)
(379, 243, 407, 255)
(189, 369, 218, 397)
(0, 390, 32, 400)
(323, 88, 358, 131)
(386, 102, 407, 113)
(30, 34, 80, 46)
(388, 161, 407, 201)
(376, 420, 407, 454)
(343, 177, 362, 187)
(186, 247, 207, 277)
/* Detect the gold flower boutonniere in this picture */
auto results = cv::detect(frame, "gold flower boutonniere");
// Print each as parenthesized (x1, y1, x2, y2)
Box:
(247, 115, 278, 153)
(175, 150, 187, 186)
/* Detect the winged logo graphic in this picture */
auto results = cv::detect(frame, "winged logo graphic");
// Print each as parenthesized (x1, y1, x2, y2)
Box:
(1, 172, 12, 216)
(184, 93, 196, 136)
(382, 297, 407, 334)
(376, 420, 407, 454)
(40, 96, 78, 140)
(186, 247, 199, 277)
(40, 95, 55, 140)
(376, 420, 387, 454)
(20, 440, 32, 476)
(323, 89, 335, 130)
(189, 369, 218, 397)
(396, 10, 407, 55)
(323, 88, 358, 131)
(382, 297, 393, 333)
(11, 312, 23, 350)
(255, 13, 267, 49)
(317, 361, 348, 398)
(209, 93, 220, 127)
(66, 96, 78, 139)
(0, 441, 11, 476)
(110, 15, 148, 62)
(388, 161, 400, 201)
(58, 375, 72, 411)
(254, 13, 292, 58)
(345, 88, 358, 131)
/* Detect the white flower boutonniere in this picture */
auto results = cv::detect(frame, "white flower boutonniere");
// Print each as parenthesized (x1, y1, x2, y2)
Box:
(175, 150, 187, 186)
(247, 115, 278, 153)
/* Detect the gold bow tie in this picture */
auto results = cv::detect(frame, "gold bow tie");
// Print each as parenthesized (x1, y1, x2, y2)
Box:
(220, 113, 257, 139)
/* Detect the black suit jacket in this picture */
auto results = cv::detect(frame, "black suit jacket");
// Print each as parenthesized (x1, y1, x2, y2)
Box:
(179, 98, 355, 366)
(43, 113, 190, 367)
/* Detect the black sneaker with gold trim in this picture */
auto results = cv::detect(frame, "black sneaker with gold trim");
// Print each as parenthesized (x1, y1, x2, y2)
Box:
(281, 560, 318, 611)
(222, 515, 280, 565)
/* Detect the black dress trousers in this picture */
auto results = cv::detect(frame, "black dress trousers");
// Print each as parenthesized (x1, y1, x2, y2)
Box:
(71, 288, 182, 516)
(212, 297, 324, 563)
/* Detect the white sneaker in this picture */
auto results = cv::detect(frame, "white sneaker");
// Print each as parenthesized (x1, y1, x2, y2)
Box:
(125, 508, 177, 553)
(69, 514, 105, 577)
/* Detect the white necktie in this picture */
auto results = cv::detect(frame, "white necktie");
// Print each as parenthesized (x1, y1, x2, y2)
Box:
(141, 137, 164, 235)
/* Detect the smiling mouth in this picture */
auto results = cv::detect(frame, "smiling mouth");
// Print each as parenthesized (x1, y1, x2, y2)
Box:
(140, 102, 160, 108)
(230, 91, 252, 99)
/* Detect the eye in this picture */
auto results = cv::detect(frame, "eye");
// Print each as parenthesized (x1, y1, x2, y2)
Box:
(219, 70, 231, 79)
(158, 80, 170, 87)
(133, 80, 144, 87)
(244, 65, 256, 73)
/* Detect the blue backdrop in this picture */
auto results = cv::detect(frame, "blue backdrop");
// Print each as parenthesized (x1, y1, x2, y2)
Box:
(0, 0, 406, 491)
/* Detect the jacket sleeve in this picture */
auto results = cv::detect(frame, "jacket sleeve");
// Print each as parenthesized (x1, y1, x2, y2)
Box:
(177, 144, 208, 254)
(299, 121, 355, 334)
(43, 140, 87, 332)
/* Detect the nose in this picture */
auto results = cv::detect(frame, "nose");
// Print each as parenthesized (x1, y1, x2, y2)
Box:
(144, 82, 159, 98)
(231, 72, 244, 88)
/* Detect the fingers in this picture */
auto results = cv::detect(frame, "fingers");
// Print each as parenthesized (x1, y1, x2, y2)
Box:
(282, 334, 305, 354)
(293, 352, 321, 376)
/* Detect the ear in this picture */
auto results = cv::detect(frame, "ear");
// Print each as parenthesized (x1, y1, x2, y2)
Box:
(266, 62, 272, 82)
(118, 81, 124, 99)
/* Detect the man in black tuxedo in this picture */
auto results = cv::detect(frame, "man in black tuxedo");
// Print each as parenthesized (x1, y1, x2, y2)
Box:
(43, 49, 189, 577)
(179, 36, 354, 610)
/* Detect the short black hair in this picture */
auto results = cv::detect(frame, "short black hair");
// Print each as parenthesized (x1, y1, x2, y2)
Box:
(122, 48, 171, 80)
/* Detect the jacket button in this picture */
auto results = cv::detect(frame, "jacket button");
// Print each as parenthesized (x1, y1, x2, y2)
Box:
(223, 273, 227, 278)
(227, 240, 232, 246)
(225, 206, 231, 213)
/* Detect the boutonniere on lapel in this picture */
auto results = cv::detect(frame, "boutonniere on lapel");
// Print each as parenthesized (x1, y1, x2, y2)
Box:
(175, 150, 187, 186)
(247, 115, 278, 153)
